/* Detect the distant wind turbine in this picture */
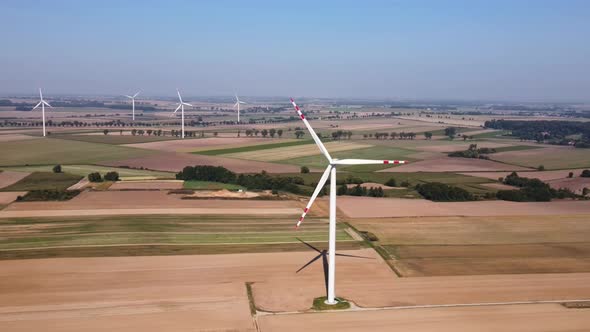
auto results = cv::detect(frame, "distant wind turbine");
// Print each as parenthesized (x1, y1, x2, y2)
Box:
(233, 94, 246, 123)
(124, 91, 140, 121)
(173, 89, 192, 139)
(32, 88, 52, 137)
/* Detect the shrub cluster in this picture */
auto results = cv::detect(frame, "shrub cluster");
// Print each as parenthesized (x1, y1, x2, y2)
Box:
(88, 172, 103, 182)
(448, 144, 496, 159)
(16, 190, 81, 202)
(497, 172, 577, 202)
(337, 184, 384, 197)
(415, 182, 474, 201)
(104, 171, 119, 181)
(176, 165, 307, 194)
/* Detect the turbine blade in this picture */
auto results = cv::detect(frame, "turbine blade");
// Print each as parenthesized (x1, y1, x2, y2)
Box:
(39, 88, 43, 100)
(177, 89, 183, 103)
(133, 91, 140, 98)
(182, 102, 193, 107)
(124, 95, 133, 99)
(239, 101, 246, 104)
(332, 159, 406, 165)
(173, 104, 181, 113)
(296, 165, 332, 228)
(32, 101, 42, 110)
(233, 102, 239, 108)
(296, 252, 323, 273)
(43, 101, 53, 108)
(290, 98, 332, 162)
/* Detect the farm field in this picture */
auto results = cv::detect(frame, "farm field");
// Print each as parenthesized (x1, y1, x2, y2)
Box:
(490, 146, 590, 169)
(221, 141, 372, 162)
(127, 136, 287, 153)
(349, 214, 590, 276)
(0, 214, 357, 258)
(52, 133, 176, 144)
(183, 180, 245, 190)
(2, 251, 589, 331)
(0, 165, 174, 179)
(1, 172, 82, 191)
(0, 171, 30, 189)
(109, 180, 183, 190)
(338, 196, 590, 218)
(0, 138, 155, 166)
(283, 146, 415, 169)
(101, 151, 304, 173)
(380, 156, 531, 172)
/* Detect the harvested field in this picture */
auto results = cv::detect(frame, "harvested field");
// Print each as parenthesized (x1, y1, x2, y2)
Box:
(386, 243, 590, 276)
(52, 134, 174, 145)
(0, 192, 25, 205)
(351, 214, 590, 276)
(3, 252, 589, 331)
(338, 197, 590, 218)
(108, 180, 183, 190)
(490, 146, 590, 169)
(0, 171, 30, 189)
(101, 151, 303, 173)
(546, 177, 590, 194)
(258, 303, 590, 332)
(125, 137, 279, 153)
(379, 157, 530, 173)
(1, 172, 82, 191)
(1, 164, 174, 179)
(224, 142, 372, 162)
(414, 141, 515, 153)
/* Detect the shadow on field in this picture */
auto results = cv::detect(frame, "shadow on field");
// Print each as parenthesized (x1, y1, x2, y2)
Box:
(295, 238, 373, 296)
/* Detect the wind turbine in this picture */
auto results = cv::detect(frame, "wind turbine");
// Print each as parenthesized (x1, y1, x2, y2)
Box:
(124, 91, 140, 121)
(233, 94, 246, 123)
(290, 98, 406, 305)
(32, 88, 52, 137)
(173, 89, 192, 139)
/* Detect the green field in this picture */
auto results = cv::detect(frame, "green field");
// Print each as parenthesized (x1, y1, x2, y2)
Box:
(0, 215, 360, 259)
(1, 165, 174, 179)
(52, 134, 175, 145)
(195, 139, 313, 155)
(0, 138, 154, 166)
(2, 172, 82, 191)
(183, 180, 245, 190)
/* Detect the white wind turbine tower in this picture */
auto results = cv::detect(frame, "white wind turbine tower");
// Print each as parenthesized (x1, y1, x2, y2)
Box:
(233, 94, 245, 123)
(32, 88, 52, 137)
(290, 98, 407, 305)
(124, 91, 140, 121)
(173, 89, 193, 139)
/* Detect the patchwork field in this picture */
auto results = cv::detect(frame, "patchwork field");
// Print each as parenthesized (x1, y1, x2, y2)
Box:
(221, 141, 372, 162)
(127, 137, 285, 153)
(380, 156, 531, 173)
(52, 134, 175, 145)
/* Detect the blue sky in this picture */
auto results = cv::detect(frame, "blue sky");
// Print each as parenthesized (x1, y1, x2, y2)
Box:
(1, 0, 589, 101)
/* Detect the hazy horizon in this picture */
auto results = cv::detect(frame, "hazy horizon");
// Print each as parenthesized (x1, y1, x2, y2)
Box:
(1, 0, 589, 102)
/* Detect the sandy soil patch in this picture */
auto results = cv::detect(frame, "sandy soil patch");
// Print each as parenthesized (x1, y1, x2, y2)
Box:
(108, 180, 183, 190)
(184, 189, 267, 199)
(0, 171, 30, 189)
(378, 157, 529, 173)
(66, 178, 89, 191)
(100, 151, 303, 173)
(125, 137, 281, 153)
(0, 192, 25, 205)
(258, 303, 590, 332)
(337, 197, 590, 218)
